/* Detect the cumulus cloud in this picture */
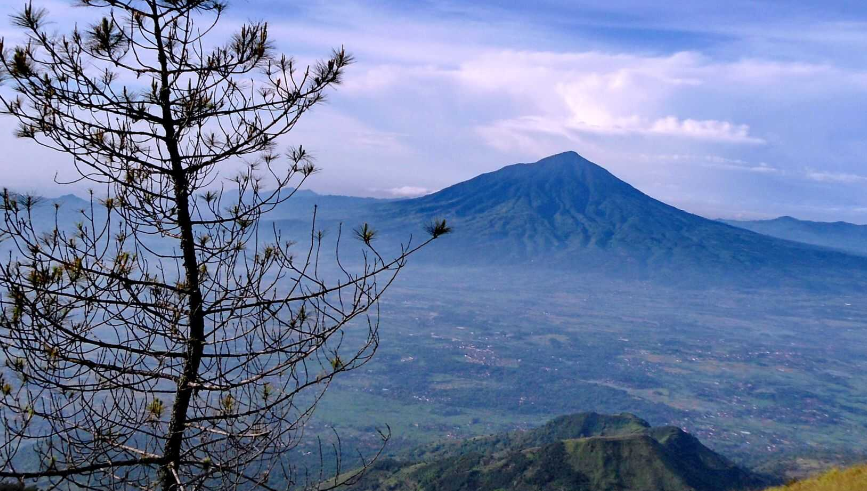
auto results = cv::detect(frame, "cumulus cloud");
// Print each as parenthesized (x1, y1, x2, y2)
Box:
(446, 50, 770, 151)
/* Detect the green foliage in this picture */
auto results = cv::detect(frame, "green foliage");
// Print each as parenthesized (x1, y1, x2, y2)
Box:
(147, 398, 165, 420)
(89, 17, 127, 56)
(10, 2, 48, 30)
(0, 375, 12, 397)
(424, 219, 452, 239)
(220, 394, 236, 414)
(10, 47, 34, 78)
(353, 223, 377, 245)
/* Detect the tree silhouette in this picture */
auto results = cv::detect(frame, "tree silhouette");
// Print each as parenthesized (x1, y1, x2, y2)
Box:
(0, 1, 448, 489)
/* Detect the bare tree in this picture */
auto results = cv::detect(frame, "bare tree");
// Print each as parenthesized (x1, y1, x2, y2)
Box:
(0, 1, 449, 489)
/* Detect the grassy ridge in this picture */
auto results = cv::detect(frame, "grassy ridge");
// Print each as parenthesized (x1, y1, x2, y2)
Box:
(343, 413, 769, 491)
(765, 464, 867, 491)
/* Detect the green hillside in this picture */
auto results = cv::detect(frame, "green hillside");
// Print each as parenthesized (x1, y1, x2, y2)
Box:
(341, 413, 770, 491)
(764, 464, 867, 491)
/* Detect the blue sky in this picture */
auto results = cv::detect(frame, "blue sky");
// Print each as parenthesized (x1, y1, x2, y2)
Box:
(2, 0, 867, 222)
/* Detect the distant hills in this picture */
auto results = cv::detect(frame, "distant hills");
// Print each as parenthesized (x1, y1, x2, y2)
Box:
(723, 216, 867, 257)
(342, 412, 771, 491)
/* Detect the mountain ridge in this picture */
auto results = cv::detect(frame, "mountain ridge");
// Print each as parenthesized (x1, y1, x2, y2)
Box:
(9, 152, 867, 285)
(723, 216, 867, 257)
(342, 412, 771, 491)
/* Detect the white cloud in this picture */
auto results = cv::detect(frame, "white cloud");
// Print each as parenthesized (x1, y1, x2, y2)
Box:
(340, 48, 867, 155)
(385, 186, 432, 197)
(805, 170, 867, 184)
(646, 154, 779, 173)
(445, 50, 769, 149)
(646, 117, 763, 143)
(713, 162, 778, 173)
(474, 113, 762, 153)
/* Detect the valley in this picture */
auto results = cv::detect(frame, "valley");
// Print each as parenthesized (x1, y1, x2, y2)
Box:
(293, 268, 867, 481)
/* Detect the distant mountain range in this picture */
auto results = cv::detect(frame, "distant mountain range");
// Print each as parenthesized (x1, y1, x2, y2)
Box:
(722, 217, 867, 257)
(8, 152, 867, 285)
(343, 412, 771, 491)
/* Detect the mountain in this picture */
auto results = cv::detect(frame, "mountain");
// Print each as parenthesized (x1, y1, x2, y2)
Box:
(0, 190, 98, 226)
(268, 152, 867, 285)
(722, 216, 867, 256)
(342, 412, 771, 491)
(380, 152, 858, 268)
(11, 152, 867, 285)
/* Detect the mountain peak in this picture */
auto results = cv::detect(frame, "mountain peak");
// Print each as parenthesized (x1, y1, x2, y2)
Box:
(507, 151, 610, 178)
(408, 151, 633, 211)
(532, 150, 592, 166)
(397, 150, 656, 235)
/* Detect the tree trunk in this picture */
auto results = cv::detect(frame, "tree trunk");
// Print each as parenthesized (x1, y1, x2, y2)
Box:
(150, 7, 207, 490)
